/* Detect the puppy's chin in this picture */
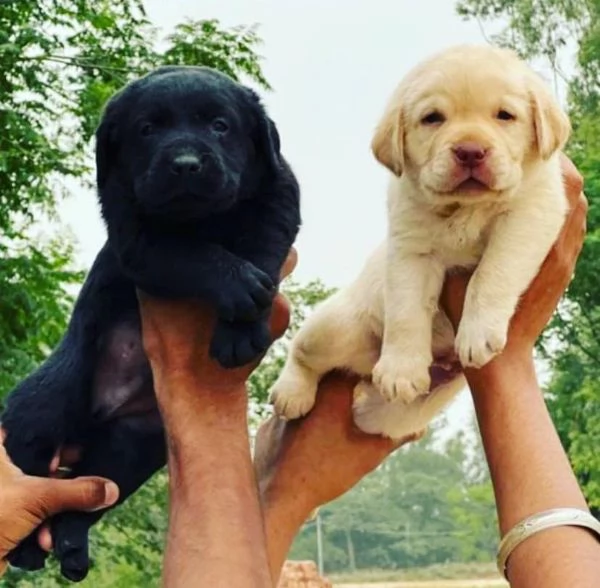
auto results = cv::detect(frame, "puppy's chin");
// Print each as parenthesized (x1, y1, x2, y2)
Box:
(134, 174, 240, 221)
(139, 192, 239, 222)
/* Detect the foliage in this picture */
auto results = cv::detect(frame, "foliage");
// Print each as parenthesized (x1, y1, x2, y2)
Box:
(456, 0, 600, 510)
(289, 427, 498, 574)
(328, 561, 502, 583)
(0, 236, 81, 401)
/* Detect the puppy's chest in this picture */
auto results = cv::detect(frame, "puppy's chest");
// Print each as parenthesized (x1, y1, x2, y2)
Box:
(404, 205, 503, 268)
(163, 206, 260, 248)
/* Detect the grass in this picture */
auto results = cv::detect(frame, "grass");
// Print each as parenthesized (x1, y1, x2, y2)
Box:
(328, 562, 503, 583)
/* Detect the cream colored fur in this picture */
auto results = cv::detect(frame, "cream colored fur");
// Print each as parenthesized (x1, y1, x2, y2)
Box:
(270, 44, 570, 439)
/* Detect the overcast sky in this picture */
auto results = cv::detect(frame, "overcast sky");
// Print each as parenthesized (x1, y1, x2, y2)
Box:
(59, 0, 504, 432)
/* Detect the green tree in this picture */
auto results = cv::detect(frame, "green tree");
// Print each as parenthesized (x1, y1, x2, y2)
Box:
(289, 423, 497, 574)
(456, 0, 600, 510)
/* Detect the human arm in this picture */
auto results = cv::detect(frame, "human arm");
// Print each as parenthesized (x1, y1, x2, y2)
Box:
(137, 249, 297, 588)
(440, 154, 600, 587)
(254, 375, 423, 579)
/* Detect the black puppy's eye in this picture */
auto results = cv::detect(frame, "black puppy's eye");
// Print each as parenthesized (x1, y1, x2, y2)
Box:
(421, 111, 446, 125)
(497, 109, 516, 121)
(140, 123, 153, 137)
(212, 119, 229, 133)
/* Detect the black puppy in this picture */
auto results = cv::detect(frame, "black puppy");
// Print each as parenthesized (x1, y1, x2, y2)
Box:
(1, 66, 301, 581)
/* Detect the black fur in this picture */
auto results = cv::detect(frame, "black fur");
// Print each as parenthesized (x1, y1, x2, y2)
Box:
(1, 66, 301, 581)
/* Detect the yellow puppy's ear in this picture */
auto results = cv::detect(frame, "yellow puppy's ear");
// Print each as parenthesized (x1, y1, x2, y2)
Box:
(529, 75, 571, 159)
(371, 98, 404, 176)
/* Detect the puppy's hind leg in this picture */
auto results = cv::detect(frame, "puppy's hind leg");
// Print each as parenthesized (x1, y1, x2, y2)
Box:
(353, 373, 466, 440)
(270, 294, 376, 420)
(50, 418, 166, 583)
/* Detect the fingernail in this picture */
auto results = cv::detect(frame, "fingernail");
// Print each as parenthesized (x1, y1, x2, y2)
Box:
(103, 482, 119, 506)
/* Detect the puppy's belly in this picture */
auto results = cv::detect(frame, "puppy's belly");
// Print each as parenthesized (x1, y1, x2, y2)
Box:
(339, 280, 456, 378)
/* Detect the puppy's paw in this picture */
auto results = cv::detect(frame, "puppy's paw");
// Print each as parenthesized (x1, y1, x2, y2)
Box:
(269, 369, 318, 420)
(7, 535, 49, 572)
(210, 319, 272, 368)
(352, 381, 425, 440)
(372, 353, 431, 404)
(454, 316, 507, 368)
(53, 520, 90, 583)
(217, 263, 275, 322)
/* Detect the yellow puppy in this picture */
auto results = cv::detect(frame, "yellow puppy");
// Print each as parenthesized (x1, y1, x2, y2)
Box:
(270, 45, 570, 439)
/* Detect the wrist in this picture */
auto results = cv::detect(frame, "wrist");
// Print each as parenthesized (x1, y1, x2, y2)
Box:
(154, 370, 248, 435)
(465, 342, 536, 394)
(168, 410, 250, 482)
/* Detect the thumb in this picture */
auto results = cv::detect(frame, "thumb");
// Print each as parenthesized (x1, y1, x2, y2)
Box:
(29, 477, 119, 518)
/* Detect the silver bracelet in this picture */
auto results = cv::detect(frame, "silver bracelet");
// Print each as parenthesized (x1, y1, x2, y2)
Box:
(497, 507, 600, 579)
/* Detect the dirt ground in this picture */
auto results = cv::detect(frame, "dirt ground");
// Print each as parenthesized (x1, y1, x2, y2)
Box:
(336, 580, 508, 588)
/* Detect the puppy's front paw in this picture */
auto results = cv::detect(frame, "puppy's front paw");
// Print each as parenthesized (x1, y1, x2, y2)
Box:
(210, 319, 272, 368)
(454, 316, 507, 368)
(217, 263, 275, 322)
(372, 353, 431, 403)
(269, 368, 318, 420)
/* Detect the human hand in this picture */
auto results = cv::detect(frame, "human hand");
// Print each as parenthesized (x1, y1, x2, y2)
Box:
(0, 438, 118, 566)
(441, 153, 587, 356)
(137, 249, 297, 437)
(254, 373, 425, 515)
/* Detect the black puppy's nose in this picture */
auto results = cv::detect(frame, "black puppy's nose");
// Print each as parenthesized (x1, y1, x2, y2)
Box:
(170, 154, 202, 176)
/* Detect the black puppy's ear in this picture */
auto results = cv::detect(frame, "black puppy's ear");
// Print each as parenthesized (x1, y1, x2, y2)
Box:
(248, 90, 282, 174)
(95, 92, 125, 189)
(95, 112, 116, 189)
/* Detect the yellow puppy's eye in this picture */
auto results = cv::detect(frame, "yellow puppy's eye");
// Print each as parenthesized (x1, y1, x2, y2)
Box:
(496, 109, 516, 121)
(421, 111, 446, 125)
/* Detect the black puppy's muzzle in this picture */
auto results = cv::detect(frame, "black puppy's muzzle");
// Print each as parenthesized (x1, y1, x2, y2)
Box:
(169, 152, 207, 179)
(137, 142, 238, 219)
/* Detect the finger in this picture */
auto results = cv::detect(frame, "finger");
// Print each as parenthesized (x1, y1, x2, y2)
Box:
(28, 477, 119, 518)
(559, 153, 584, 199)
(58, 446, 84, 469)
(268, 294, 291, 342)
(38, 525, 52, 552)
(50, 450, 61, 475)
(279, 247, 298, 282)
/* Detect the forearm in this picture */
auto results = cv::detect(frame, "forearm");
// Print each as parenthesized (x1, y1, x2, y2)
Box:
(467, 353, 600, 587)
(159, 379, 272, 588)
(259, 480, 314, 582)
